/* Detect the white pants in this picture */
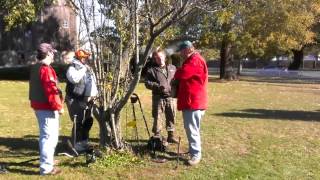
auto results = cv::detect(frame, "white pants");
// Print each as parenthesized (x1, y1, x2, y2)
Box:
(35, 110, 59, 175)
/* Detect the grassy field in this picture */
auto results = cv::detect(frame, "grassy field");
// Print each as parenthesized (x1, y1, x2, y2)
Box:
(0, 77, 320, 179)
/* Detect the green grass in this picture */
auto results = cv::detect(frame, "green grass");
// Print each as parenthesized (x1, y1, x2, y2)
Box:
(0, 77, 320, 179)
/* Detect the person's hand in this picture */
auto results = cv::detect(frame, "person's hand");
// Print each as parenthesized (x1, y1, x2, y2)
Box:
(58, 108, 64, 115)
(85, 64, 92, 71)
(160, 86, 169, 94)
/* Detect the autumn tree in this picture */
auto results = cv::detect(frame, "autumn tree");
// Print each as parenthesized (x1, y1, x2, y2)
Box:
(0, 0, 47, 31)
(245, 0, 320, 70)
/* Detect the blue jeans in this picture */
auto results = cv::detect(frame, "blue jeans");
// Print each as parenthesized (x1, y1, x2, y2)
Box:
(183, 110, 205, 160)
(35, 110, 59, 175)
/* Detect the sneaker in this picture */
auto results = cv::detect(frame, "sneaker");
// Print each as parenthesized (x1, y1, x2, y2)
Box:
(188, 157, 201, 166)
(43, 167, 62, 175)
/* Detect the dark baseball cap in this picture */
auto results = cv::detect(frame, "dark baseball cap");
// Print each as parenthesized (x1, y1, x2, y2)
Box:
(37, 43, 57, 54)
(176, 40, 193, 52)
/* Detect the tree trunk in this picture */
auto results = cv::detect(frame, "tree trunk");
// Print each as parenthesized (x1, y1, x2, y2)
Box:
(288, 49, 304, 70)
(93, 106, 112, 147)
(220, 38, 234, 80)
(237, 58, 242, 76)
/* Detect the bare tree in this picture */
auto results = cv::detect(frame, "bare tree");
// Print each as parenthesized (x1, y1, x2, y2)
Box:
(74, 0, 200, 149)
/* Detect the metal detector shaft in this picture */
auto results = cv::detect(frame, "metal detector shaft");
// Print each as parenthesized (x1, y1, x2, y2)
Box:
(81, 106, 87, 124)
(175, 137, 181, 169)
(73, 115, 77, 146)
(135, 93, 151, 138)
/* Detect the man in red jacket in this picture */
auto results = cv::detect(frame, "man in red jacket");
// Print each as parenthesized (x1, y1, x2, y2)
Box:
(29, 43, 64, 175)
(174, 41, 208, 166)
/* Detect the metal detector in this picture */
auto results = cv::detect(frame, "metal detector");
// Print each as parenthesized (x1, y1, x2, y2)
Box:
(174, 137, 181, 169)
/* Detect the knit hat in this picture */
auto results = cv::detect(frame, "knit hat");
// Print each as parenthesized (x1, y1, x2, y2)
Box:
(176, 40, 193, 52)
(75, 49, 91, 59)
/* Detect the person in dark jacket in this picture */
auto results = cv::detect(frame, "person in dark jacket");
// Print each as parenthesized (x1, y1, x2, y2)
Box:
(65, 49, 98, 152)
(145, 48, 178, 143)
(174, 41, 208, 166)
(29, 43, 63, 175)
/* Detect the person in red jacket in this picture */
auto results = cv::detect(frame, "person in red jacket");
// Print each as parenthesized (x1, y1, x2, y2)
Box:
(174, 40, 208, 166)
(29, 43, 64, 175)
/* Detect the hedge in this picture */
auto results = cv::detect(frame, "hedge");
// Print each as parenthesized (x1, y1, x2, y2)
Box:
(0, 63, 68, 81)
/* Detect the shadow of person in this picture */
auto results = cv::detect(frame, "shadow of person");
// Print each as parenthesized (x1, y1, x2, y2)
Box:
(1, 158, 39, 175)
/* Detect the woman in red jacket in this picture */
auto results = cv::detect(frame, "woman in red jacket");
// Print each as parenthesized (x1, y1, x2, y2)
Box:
(29, 43, 64, 175)
(174, 41, 208, 166)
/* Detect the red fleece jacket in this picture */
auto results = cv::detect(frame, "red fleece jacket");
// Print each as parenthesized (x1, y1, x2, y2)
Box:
(174, 52, 208, 111)
(31, 65, 63, 110)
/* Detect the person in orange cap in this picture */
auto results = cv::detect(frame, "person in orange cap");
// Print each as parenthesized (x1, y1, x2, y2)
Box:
(65, 49, 98, 152)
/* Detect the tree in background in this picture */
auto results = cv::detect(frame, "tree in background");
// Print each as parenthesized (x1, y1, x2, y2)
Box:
(0, 0, 47, 31)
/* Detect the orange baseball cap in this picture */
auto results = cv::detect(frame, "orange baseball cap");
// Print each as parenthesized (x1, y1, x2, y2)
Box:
(75, 49, 91, 59)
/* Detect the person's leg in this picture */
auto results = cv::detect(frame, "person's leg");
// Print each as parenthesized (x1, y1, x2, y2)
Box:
(35, 110, 59, 175)
(66, 97, 84, 145)
(183, 110, 205, 161)
(82, 108, 94, 142)
(164, 98, 178, 143)
(152, 96, 164, 136)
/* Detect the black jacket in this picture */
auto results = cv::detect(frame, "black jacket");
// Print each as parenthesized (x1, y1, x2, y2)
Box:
(144, 64, 176, 97)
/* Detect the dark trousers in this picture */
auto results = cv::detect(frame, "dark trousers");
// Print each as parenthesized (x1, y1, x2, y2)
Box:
(152, 96, 176, 134)
(65, 96, 93, 143)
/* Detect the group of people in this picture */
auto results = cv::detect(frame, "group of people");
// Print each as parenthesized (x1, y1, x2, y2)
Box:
(29, 44, 97, 175)
(28, 40, 208, 175)
(145, 41, 208, 166)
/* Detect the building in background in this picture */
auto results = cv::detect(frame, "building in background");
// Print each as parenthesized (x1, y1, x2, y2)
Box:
(0, 0, 78, 66)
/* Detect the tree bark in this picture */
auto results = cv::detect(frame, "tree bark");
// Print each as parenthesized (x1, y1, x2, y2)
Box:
(288, 49, 304, 70)
(93, 106, 112, 147)
(220, 38, 234, 80)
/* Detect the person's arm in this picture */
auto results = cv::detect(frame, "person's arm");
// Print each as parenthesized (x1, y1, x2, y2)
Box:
(174, 62, 199, 80)
(144, 69, 161, 91)
(66, 65, 87, 84)
(39, 66, 63, 110)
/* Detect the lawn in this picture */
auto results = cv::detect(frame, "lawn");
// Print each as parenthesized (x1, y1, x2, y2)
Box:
(0, 77, 320, 179)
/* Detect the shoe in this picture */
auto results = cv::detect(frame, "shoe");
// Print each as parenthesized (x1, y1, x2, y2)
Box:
(43, 167, 62, 175)
(188, 157, 201, 166)
(167, 131, 179, 144)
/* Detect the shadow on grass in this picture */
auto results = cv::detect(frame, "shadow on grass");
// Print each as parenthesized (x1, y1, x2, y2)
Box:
(125, 139, 188, 164)
(215, 108, 320, 121)
(0, 158, 39, 175)
(238, 76, 320, 84)
(0, 135, 95, 174)
(0, 136, 38, 152)
(0, 136, 39, 175)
